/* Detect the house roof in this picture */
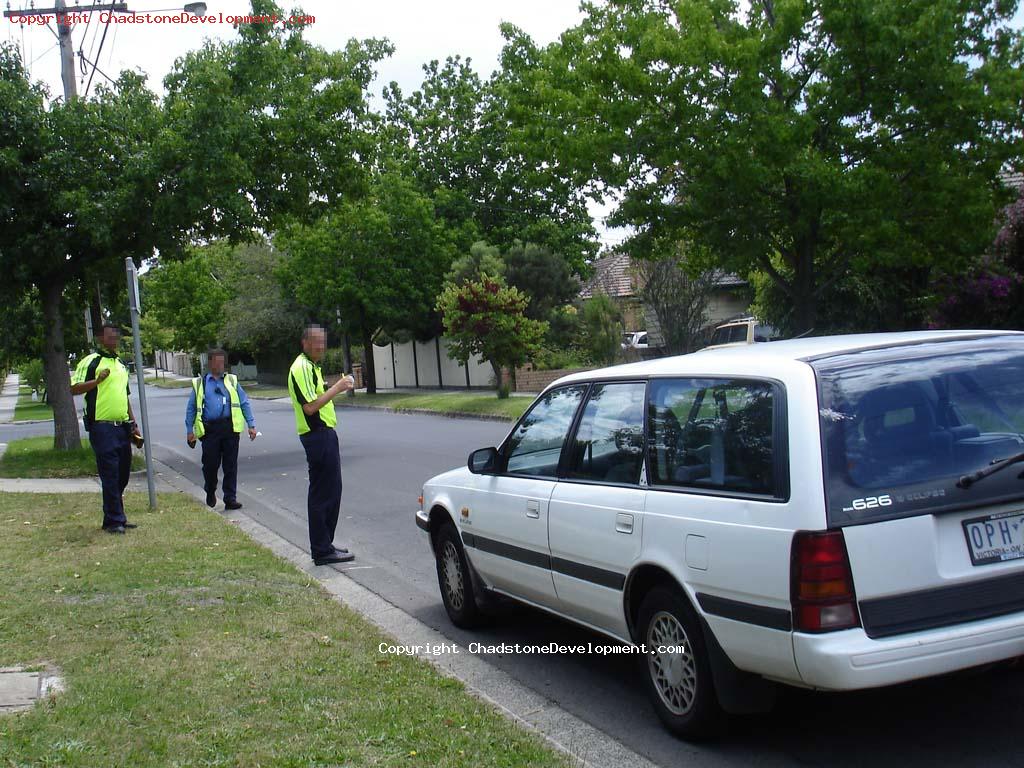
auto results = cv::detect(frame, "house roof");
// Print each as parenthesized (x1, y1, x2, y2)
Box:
(579, 253, 746, 300)
(1002, 170, 1023, 191)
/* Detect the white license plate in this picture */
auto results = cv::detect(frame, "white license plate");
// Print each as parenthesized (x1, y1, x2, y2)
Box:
(963, 511, 1024, 566)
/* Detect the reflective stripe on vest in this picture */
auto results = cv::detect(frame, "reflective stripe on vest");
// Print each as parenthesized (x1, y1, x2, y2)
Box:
(192, 373, 244, 438)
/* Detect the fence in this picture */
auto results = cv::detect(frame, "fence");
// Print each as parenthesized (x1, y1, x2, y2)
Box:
(372, 338, 494, 390)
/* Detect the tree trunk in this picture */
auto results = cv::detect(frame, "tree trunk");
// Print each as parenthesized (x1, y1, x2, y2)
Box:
(360, 323, 377, 395)
(41, 280, 82, 450)
(491, 360, 506, 398)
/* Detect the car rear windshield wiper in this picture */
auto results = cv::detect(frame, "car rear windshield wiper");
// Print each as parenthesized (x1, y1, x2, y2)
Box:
(957, 450, 1024, 489)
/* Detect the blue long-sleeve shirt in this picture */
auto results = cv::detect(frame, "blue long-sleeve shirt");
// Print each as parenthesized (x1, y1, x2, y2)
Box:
(185, 374, 255, 436)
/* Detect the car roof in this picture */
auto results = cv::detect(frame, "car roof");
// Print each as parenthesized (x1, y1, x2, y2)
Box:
(547, 330, 1023, 389)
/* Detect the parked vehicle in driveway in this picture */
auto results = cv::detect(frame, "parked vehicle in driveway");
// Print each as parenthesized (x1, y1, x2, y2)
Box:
(622, 331, 650, 350)
(416, 331, 1024, 739)
(703, 317, 779, 349)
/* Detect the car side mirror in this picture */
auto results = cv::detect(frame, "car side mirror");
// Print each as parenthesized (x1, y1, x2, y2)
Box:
(468, 447, 500, 474)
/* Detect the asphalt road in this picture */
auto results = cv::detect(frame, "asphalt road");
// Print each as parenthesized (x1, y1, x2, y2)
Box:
(4, 384, 1023, 767)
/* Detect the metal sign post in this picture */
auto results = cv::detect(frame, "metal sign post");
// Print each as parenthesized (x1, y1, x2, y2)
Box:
(125, 258, 157, 509)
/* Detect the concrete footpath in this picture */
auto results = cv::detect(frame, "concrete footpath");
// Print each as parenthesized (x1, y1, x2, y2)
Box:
(0, 461, 657, 768)
(0, 374, 19, 424)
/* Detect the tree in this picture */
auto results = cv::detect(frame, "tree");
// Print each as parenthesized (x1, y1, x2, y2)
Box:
(637, 253, 717, 355)
(929, 184, 1024, 330)
(0, 46, 162, 449)
(219, 243, 305, 365)
(445, 240, 505, 285)
(157, 2, 392, 242)
(143, 246, 233, 353)
(580, 292, 622, 367)
(437, 275, 547, 397)
(384, 56, 598, 273)
(510, 0, 1024, 333)
(279, 170, 454, 393)
(503, 241, 580, 323)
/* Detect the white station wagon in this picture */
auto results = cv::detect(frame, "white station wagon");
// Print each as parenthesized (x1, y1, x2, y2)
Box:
(415, 331, 1024, 738)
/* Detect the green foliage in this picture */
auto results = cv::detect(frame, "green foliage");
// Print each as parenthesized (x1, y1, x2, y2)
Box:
(219, 243, 305, 359)
(138, 314, 174, 360)
(445, 241, 506, 285)
(384, 55, 597, 270)
(158, 3, 392, 240)
(143, 246, 233, 352)
(503, 241, 579, 322)
(580, 293, 622, 367)
(530, 346, 590, 372)
(19, 359, 45, 395)
(636, 252, 717, 355)
(279, 170, 455, 384)
(513, 0, 1024, 331)
(437, 275, 547, 396)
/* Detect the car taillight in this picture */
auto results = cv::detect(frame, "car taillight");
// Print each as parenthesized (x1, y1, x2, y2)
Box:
(791, 530, 860, 632)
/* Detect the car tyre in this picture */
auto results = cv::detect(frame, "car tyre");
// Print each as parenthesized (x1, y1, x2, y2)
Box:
(637, 586, 724, 740)
(435, 521, 483, 628)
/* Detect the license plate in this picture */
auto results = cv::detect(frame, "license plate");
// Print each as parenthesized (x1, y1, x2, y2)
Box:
(963, 511, 1024, 566)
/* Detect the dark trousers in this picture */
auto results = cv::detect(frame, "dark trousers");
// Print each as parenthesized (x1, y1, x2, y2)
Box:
(89, 422, 131, 528)
(200, 420, 240, 502)
(299, 428, 342, 559)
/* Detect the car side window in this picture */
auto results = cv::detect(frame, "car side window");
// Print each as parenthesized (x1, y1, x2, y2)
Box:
(564, 382, 647, 484)
(505, 385, 587, 477)
(648, 378, 777, 496)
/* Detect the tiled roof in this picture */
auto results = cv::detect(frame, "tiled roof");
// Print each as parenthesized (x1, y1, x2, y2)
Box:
(1002, 170, 1023, 190)
(579, 254, 746, 299)
(579, 252, 634, 299)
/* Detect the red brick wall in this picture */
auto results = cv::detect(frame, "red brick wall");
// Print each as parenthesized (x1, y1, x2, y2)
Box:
(514, 365, 591, 393)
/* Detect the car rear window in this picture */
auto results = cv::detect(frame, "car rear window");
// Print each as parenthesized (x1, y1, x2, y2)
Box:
(813, 337, 1024, 526)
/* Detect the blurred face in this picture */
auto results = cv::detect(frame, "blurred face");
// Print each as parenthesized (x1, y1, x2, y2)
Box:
(208, 353, 225, 376)
(302, 328, 326, 362)
(100, 327, 120, 352)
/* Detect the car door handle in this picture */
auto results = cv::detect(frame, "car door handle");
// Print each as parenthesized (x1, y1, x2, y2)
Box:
(615, 513, 634, 534)
(526, 499, 540, 519)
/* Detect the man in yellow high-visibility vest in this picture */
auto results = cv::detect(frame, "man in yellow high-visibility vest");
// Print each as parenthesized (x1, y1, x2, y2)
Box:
(70, 323, 145, 534)
(185, 348, 257, 509)
(288, 324, 356, 565)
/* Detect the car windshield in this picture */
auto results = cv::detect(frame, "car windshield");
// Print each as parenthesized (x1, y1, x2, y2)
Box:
(813, 336, 1024, 525)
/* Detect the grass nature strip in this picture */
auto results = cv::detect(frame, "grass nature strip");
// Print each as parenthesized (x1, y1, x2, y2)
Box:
(0, 436, 144, 479)
(0, 492, 566, 767)
(13, 385, 54, 422)
(333, 393, 530, 421)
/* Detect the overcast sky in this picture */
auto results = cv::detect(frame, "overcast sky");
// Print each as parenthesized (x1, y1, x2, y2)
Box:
(5, 1, 583, 102)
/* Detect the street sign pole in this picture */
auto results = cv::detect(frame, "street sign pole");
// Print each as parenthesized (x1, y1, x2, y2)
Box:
(125, 258, 157, 509)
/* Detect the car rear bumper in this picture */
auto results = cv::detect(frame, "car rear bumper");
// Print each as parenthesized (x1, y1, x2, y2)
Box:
(794, 611, 1024, 690)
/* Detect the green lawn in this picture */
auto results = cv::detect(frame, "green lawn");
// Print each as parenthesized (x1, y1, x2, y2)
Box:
(0, 436, 144, 478)
(13, 386, 53, 421)
(335, 392, 531, 421)
(239, 381, 291, 399)
(144, 376, 193, 389)
(0, 492, 565, 768)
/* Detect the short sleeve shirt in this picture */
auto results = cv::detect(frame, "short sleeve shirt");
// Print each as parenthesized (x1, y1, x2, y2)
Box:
(288, 353, 336, 435)
(73, 351, 130, 423)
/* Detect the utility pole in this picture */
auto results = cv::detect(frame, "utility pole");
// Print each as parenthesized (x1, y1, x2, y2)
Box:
(56, 0, 76, 100)
(3, 3, 130, 100)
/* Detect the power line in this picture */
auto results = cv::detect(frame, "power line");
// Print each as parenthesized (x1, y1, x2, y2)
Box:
(83, 0, 117, 98)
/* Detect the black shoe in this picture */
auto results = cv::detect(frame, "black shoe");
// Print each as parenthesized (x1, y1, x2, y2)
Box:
(206, 491, 216, 508)
(224, 500, 242, 510)
(103, 525, 126, 535)
(313, 551, 355, 566)
(332, 546, 349, 554)
(123, 522, 138, 530)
